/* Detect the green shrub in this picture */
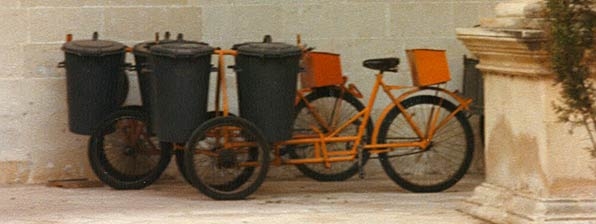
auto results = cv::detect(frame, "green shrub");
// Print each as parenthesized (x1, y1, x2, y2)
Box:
(547, 0, 595, 157)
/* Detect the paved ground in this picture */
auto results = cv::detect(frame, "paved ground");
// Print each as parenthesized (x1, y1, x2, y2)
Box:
(0, 174, 487, 224)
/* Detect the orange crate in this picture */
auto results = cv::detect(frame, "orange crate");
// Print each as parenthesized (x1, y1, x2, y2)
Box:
(300, 52, 344, 88)
(406, 49, 451, 86)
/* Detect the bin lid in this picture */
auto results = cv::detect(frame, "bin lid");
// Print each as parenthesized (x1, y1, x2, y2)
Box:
(237, 42, 301, 58)
(133, 41, 170, 57)
(133, 38, 208, 57)
(232, 34, 273, 50)
(231, 42, 260, 50)
(62, 33, 126, 56)
(150, 42, 214, 58)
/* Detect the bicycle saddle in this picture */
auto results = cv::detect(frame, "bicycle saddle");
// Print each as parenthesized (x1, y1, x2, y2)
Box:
(362, 58, 399, 72)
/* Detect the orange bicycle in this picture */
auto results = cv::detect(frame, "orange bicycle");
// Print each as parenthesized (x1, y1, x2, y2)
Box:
(182, 40, 475, 200)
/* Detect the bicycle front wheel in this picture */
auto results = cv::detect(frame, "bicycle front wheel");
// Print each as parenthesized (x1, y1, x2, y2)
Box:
(88, 108, 173, 190)
(377, 95, 474, 192)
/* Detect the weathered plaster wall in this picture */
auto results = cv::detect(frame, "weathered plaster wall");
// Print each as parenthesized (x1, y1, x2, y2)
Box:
(0, 0, 498, 184)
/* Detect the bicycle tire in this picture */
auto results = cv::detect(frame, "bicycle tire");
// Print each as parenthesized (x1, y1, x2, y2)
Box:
(184, 116, 270, 200)
(88, 108, 173, 190)
(290, 86, 373, 181)
(377, 95, 474, 192)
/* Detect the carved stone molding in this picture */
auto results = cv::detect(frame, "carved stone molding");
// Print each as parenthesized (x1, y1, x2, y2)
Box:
(456, 28, 549, 77)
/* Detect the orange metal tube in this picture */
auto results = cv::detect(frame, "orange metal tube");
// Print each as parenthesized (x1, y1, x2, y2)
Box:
(326, 150, 356, 156)
(282, 156, 355, 165)
(364, 141, 427, 150)
(280, 135, 360, 146)
(223, 142, 258, 148)
(212, 49, 238, 117)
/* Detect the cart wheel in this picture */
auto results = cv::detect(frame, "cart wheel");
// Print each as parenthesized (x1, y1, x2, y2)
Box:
(88, 107, 173, 189)
(184, 116, 270, 200)
(175, 111, 236, 184)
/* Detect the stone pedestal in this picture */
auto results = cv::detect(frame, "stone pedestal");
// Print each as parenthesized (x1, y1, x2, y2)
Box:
(457, 1, 596, 223)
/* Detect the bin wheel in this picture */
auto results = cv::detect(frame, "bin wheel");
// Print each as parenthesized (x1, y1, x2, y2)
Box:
(184, 116, 270, 200)
(88, 107, 173, 190)
(175, 111, 236, 184)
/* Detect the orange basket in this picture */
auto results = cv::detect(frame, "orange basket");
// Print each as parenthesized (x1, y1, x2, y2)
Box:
(406, 49, 451, 86)
(300, 52, 344, 88)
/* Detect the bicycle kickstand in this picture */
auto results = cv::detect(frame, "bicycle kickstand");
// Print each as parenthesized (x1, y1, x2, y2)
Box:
(358, 145, 365, 179)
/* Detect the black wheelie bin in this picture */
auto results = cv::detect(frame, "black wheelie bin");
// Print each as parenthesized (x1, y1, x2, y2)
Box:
(61, 32, 128, 135)
(149, 41, 214, 143)
(235, 42, 302, 142)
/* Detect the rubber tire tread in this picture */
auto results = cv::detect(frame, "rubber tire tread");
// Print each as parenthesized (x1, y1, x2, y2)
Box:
(377, 95, 474, 192)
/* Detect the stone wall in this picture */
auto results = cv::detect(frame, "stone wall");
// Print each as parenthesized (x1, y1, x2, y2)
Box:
(0, 0, 497, 184)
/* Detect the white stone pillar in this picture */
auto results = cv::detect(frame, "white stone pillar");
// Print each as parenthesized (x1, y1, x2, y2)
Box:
(457, 0, 596, 223)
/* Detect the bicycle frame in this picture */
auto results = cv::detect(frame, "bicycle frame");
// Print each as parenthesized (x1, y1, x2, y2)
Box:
(273, 71, 472, 166)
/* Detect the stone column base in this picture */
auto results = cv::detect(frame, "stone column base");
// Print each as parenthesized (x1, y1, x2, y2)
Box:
(460, 183, 596, 224)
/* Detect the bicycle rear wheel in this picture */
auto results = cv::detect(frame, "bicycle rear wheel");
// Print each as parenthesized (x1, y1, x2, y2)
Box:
(88, 108, 173, 189)
(290, 86, 372, 181)
(377, 95, 473, 192)
(184, 116, 270, 200)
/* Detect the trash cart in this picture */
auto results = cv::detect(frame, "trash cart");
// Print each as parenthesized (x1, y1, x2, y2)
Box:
(150, 42, 214, 143)
(235, 42, 302, 142)
(61, 32, 128, 135)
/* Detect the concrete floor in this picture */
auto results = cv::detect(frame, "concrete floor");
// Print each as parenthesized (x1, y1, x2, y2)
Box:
(0, 174, 487, 224)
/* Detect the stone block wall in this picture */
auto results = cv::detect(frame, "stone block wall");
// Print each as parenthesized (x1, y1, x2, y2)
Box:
(0, 0, 497, 184)
(0, 0, 203, 184)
